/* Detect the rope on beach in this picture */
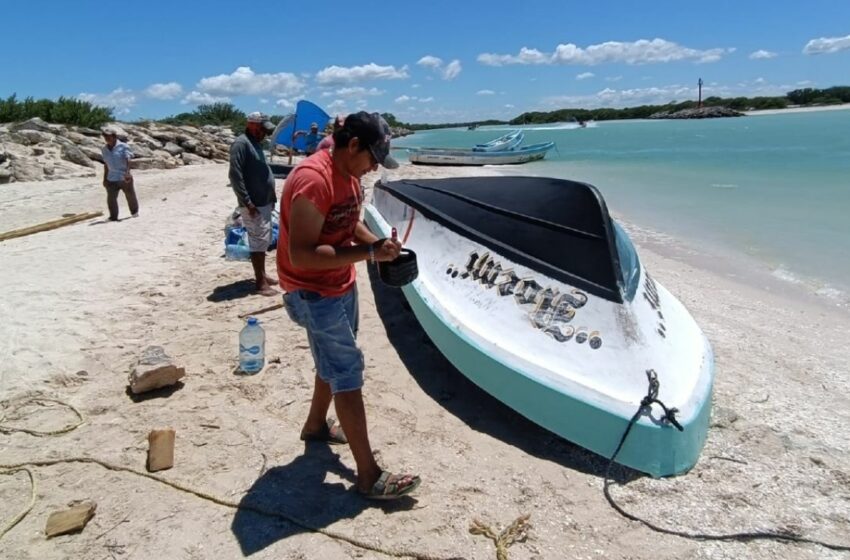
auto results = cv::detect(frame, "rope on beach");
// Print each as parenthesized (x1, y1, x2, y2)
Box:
(0, 468, 36, 539)
(469, 514, 531, 560)
(0, 397, 464, 560)
(0, 396, 85, 436)
(602, 369, 850, 553)
(0, 457, 465, 560)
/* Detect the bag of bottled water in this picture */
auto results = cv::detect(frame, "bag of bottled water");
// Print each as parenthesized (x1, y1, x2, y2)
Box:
(239, 317, 265, 374)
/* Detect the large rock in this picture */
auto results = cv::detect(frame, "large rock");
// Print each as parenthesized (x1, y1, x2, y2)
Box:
(10, 130, 52, 145)
(11, 117, 54, 133)
(60, 141, 94, 168)
(127, 143, 155, 159)
(11, 157, 44, 182)
(128, 345, 185, 394)
(181, 152, 212, 165)
(162, 141, 184, 156)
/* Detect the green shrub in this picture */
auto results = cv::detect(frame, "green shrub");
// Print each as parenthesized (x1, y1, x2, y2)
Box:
(0, 94, 114, 128)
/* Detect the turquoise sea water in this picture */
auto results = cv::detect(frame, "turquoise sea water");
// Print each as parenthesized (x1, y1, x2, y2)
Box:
(392, 110, 850, 307)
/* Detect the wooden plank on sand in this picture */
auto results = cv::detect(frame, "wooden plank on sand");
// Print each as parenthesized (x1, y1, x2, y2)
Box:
(0, 212, 103, 242)
(238, 302, 284, 319)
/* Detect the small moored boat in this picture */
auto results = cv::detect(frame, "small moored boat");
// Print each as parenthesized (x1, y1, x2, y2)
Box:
(408, 141, 554, 166)
(365, 176, 714, 476)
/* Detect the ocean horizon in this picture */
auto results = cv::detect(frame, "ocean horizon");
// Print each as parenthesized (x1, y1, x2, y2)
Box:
(392, 108, 850, 309)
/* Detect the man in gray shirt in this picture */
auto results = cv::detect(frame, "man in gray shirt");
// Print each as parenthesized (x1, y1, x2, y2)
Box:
(229, 112, 277, 296)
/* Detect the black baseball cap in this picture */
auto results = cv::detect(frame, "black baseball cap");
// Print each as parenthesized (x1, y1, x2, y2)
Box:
(343, 111, 399, 169)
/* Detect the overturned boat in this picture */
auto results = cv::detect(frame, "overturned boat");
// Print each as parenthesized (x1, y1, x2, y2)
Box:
(365, 176, 714, 477)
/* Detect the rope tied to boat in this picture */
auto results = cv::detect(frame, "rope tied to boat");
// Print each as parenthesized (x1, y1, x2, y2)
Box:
(639, 369, 683, 432)
(602, 370, 850, 552)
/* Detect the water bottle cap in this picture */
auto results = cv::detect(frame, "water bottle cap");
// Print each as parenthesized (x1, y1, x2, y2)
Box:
(246, 317, 258, 326)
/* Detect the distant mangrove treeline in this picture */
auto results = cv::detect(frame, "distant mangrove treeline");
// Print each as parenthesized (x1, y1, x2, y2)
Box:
(4, 86, 849, 132)
(394, 86, 850, 129)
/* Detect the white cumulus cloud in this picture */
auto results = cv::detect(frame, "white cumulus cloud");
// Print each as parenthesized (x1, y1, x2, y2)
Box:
(395, 95, 413, 103)
(315, 63, 409, 85)
(417, 55, 443, 68)
(477, 89, 496, 95)
(442, 60, 462, 80)
(275, 98, 294, 109)
(196, 66, 304, 96)
(321, 87, 385, 98)
(77, 88, 136, 114)
(418, 56, 463, 80)
(576, 72, 595, 80)
(479, 39, 731, 66)
(749, 50, 777, 60)
(419, 97, 434, 103)
(144, 82, 183, 100)
(803, 34, 850, 54)
(182, 91, 231, 105)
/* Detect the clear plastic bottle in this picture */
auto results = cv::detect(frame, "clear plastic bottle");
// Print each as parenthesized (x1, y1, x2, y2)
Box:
(239, 317, 265, 374)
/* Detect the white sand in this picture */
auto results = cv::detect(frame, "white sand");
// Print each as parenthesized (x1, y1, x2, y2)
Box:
(1, 163, 849, 559)
(744, 103, 850, 116)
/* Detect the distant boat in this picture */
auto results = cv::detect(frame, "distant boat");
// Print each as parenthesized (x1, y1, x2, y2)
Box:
(467, 124, 479, 130)
(408, 141, 554, 166)
(472, 129, 523, 152)
(364, 176, 714, 476)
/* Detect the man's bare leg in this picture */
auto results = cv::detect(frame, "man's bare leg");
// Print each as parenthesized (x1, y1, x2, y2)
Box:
(249, 252, 277, 295)
(333, 389, 419, 496)
(332, 389, 382, 492)
(302, 375, 333, 435)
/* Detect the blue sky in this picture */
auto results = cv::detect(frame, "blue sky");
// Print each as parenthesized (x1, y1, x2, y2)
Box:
(2, 0, 849, 123)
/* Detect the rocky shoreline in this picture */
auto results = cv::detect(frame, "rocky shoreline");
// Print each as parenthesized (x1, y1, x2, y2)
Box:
(0, 118, 236, 184)
(649, 106, 744, 119)
(0, 118, 415, 184)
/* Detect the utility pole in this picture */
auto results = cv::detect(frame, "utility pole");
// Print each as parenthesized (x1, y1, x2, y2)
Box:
(698, 78, 704, 108)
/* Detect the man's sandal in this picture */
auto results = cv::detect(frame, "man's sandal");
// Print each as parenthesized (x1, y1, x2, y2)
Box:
(359, 471, 421, 501)
(300, 418, 348, 445)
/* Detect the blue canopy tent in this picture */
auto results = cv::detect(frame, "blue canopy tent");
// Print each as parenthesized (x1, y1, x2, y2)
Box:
(271, 100, 332, 153)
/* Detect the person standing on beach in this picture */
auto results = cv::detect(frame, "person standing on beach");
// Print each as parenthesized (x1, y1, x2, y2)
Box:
(278, 112, 421, 500)
(101, 126, 138, 221)
(316, 115, 344, 152)
(292, 122, 325, 155)
(229, 112, 278, 296)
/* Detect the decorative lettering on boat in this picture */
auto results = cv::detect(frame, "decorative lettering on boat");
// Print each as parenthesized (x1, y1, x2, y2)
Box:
(445, 251, 602, 349)
(643, 272, 666, 338)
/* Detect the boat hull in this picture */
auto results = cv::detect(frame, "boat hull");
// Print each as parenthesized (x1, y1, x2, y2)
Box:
(365, 190, 713, 477)
(409, 142, 554, 166)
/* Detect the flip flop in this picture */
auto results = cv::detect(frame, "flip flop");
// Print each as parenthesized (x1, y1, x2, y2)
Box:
(300, 418, 348, 445)
(360, 471, 421, 501)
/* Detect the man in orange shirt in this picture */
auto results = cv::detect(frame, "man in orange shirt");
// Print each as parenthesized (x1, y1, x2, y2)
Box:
(278, 112, 420, 500)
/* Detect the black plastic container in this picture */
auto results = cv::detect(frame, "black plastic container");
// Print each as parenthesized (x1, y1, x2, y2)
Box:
(378, 249, 419, 287)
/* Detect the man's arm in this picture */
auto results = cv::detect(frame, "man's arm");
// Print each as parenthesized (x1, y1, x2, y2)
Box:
(228, 142, 254, 210)
(289, 197, 399, 270)
(354, 221, 379, 246)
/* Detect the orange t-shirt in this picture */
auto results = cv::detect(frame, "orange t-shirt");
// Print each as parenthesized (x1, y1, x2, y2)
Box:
(277, 150, 363, 296)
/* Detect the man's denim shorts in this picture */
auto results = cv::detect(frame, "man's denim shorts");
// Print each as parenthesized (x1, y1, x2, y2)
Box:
(282, 287, 364, 394)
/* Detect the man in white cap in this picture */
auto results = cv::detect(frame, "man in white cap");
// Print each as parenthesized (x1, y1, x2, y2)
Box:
(229, 112, 278, 296)
(101, 125, 138, 221)
(278, 112, 421, 500)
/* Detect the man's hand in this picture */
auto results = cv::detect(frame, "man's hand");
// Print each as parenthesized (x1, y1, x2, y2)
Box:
(372, 238, 402, 262)
(246, 203, 259, 217)
(102, 179, 108, 188)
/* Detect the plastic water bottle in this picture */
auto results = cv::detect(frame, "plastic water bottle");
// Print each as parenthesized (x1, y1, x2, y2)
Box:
(239, 317, 265, 374)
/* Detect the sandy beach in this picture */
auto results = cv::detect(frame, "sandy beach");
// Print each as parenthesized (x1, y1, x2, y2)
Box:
(1, 162, 849, 559)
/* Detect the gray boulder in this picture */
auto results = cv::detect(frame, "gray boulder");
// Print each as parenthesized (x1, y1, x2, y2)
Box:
(128, 345, 186, 394)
